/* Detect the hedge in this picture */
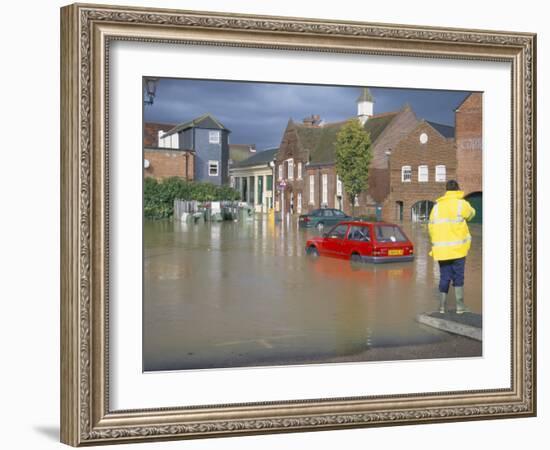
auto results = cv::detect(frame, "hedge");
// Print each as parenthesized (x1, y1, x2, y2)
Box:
(144, 177, 240, 219)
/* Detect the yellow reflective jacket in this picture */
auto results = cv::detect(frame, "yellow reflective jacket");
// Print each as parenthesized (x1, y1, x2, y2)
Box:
(428, 191, 476, 261)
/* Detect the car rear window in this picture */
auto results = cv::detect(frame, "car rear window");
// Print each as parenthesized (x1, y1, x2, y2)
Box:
(375, 225, 407, 243)
(348, 225, 371, 241)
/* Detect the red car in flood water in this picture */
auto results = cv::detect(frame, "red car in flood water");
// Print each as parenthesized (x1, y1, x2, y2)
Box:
(305, 221, 414, 264)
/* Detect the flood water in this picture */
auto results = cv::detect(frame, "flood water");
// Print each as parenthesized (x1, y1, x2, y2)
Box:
(143, 217, 482, 371)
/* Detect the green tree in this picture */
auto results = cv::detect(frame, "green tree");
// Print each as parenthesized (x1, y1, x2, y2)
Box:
(335, 119, 372, 216)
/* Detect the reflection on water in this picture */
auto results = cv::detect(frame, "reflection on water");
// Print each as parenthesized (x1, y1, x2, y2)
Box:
(143, 218, 482, 371)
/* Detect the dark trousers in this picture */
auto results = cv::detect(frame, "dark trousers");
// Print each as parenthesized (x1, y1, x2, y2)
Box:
(438, 257, 466, 293)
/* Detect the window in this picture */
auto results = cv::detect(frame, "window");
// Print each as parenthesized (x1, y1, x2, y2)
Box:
(297, 193, 302, 214)
(348, 225, 371, 242)
(401, 166, 412, 182)
(209, 130, 220, 144)
(333, 210, 346, 217)
(336, 175, 343, 196)
(171, 133, 179, 149)
(157, 130, 165, 147)
(278, 164, 283, 180)
(287, 159, 294, 180)
(354, 195, 360, 207)
(375, 225, 407, 243)
(309, 175, 315, 204)
(208, 160, 219, 176)
(435, 165, 446, 182)
(322, 209, 334, 217)
(418, 165, 428, 182)
(327, 224, 348, 239)
(297, 162, 302, 179)
(322, 174, 328, 205)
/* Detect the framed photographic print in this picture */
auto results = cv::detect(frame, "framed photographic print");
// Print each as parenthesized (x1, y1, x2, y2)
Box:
(60, 3, 536, 446)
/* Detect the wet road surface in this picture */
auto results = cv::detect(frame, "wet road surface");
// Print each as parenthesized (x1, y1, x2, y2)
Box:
(143, 217, 482, 371)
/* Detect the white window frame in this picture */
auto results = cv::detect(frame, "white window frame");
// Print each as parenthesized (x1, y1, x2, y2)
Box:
(435, 165, 447, 182)
(157, 130, 165, 147)
(170, 133, 179, 149)
(322, 173, 328, 205)
(418, 165, 429, 182)
(336, 175, 343, 197)
(309, 175, 315, 205)
(208, 160, 219, 177)
(401, 165, 412, 183)
(297, 192, 302, 214)
(297, 162, 303, 180)
(287, 159, 294, 180)
(354, 195, 360, 207)
(278, 164, 283, 180)
(209, 130, 220, 144)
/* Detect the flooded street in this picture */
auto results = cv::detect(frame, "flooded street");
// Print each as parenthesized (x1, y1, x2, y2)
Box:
(143, 217, 482, 371)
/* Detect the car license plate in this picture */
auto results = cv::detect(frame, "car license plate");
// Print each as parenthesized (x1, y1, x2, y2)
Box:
(388, 249, 403, 256)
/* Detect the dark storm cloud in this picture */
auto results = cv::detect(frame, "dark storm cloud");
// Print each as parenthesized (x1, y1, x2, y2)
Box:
(144, 78, 472, 150)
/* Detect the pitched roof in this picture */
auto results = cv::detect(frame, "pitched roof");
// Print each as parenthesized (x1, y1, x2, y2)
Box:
(162, 113, 229, 137)
(304, 112, 399, 165)
(232, 148, 278, 168)
(426, 121, 455, 139)
(229, 144, 256, 163)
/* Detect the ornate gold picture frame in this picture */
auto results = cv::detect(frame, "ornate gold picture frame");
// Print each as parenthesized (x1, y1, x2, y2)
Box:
(60, 3, 536, 446)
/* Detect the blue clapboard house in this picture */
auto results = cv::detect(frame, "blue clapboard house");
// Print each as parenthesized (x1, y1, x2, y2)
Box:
(158, 113, 230, 185)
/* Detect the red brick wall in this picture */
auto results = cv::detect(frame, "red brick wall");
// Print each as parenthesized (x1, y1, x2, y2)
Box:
(144, 149, 194, 180)
(383, 122, 457, 222)
(370, 107, 419, 169)
(274, 123, 309, 214)
(143, 122, 174, 148)
(455, 93, 482, 196)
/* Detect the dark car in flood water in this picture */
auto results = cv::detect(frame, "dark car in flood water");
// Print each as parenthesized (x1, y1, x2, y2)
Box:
(305, 221, 414, 264)
(298, 208, 351, 231)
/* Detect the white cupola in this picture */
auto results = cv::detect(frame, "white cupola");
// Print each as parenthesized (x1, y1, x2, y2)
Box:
(357, 87, 374, 125)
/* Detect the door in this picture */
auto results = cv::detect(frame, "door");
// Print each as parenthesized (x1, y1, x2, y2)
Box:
(323, 223, 349, 257)
(465, 192, 482, 223)
(346, 224, 373, 257)
(396, 201, 403, 222)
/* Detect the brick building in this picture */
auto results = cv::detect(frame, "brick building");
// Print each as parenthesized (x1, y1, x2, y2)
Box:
(455, 93, 483, 222)
(143, 114, 232, 184)
(273, 87, 464, 222)
(274, 88, 418, 218)
(382, 121, 457, 222)
(143, 122, 195, 180)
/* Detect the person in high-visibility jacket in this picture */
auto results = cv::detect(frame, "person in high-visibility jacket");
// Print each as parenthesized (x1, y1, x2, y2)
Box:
(428, 180, 476, 314)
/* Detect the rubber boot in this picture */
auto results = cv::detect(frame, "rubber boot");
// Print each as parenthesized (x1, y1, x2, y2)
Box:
(455, 286, 470, 314)
(439, 292, 447, 314)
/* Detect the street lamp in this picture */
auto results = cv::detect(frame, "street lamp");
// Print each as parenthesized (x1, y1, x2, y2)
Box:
(144, 77, 158, 105)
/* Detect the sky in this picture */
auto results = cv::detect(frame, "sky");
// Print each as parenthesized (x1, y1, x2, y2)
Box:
(144, 78, 473, 151)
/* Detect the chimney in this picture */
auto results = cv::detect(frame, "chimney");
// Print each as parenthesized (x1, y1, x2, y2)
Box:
(303, 114, 322, 127)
